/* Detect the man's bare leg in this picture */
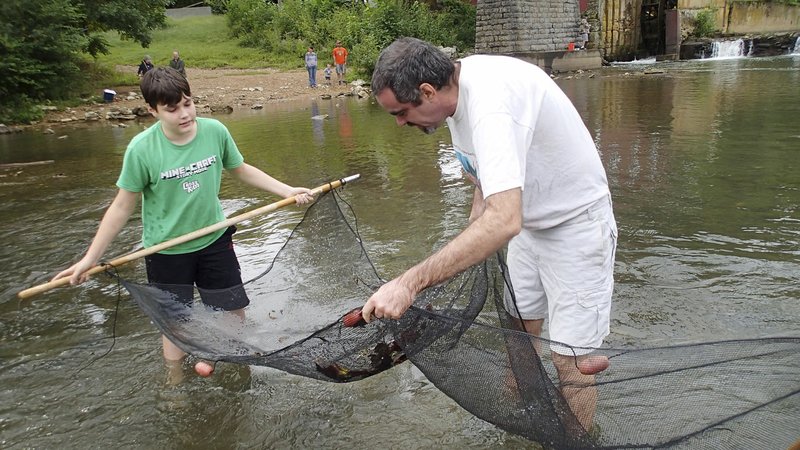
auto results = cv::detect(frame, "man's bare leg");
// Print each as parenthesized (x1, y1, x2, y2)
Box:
(520, 318, 544, 355)
(522, 318, 597, 431)
(553, 352, 598, 431)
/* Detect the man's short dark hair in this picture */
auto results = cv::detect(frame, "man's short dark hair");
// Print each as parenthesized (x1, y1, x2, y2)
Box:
(140, 67, 192, 109)
(371, 37, 455, 105)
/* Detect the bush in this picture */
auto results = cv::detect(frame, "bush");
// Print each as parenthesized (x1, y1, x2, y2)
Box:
(0, 96, 44, 125)
(205, 0, 229, 15)
(224, 0, 476, 78)
(693, 8, 717, 38)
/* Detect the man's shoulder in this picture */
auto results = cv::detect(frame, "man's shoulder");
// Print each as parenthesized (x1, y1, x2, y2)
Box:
(461, 55, 543, 80)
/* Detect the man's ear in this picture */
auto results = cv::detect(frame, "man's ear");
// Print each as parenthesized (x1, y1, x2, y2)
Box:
(419, 83, 437, 100)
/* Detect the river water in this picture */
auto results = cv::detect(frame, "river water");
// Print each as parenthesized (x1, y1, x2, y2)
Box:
(1, 55, 798, 448)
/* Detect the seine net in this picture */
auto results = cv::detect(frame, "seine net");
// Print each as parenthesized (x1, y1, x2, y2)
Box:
(118, 188, 799, 449)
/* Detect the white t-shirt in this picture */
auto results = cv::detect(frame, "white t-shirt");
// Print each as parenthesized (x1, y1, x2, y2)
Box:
(446, 55, 609, 230)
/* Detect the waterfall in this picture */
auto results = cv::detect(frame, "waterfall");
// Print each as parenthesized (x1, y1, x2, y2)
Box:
(793, 36, 800, 55)
(710, 39, 747, 58)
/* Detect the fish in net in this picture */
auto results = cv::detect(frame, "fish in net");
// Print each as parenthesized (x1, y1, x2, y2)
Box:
(116, 188, 799, 449)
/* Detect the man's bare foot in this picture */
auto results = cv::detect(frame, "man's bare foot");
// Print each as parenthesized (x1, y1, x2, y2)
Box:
(577, 355, 609, 375)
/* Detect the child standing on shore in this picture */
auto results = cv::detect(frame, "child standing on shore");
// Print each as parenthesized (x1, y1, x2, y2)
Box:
(53, 67, 314, 379)
(324, 64, 332, 86)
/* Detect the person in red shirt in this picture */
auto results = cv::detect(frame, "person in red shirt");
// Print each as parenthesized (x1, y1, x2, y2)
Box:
(332, 41, 349, 86)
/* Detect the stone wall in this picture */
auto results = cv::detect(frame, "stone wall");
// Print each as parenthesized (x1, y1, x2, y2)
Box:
(677, 0, 799, 39)
(475, 0, 583, 53)
(726, 2, 799, 34)
(598, 0, 641, 60)
(477, 0, 800, 62)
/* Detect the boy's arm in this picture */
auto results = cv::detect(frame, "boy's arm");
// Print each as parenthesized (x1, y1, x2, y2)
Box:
(228, 163, 314, 204)
(52, 189, 139, 285)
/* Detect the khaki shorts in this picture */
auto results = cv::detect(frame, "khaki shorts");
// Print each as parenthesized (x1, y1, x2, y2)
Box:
(503, 195, 617, 355)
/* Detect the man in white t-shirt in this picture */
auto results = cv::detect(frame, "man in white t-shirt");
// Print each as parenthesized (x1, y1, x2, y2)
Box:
(362, 37, 617, 431)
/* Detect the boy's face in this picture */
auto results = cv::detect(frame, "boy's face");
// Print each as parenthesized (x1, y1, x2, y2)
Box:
(148, 94, 197, 141)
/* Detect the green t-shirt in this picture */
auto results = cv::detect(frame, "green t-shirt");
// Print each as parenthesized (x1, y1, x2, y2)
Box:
(117, 117, 244, 254)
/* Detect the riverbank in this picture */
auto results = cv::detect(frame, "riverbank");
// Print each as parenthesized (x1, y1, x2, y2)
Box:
(5, 66, 362, 133)
(5, 65, 608, 134)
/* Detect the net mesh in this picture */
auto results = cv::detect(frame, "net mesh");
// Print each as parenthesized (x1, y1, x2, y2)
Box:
(117, 188, 800, 449)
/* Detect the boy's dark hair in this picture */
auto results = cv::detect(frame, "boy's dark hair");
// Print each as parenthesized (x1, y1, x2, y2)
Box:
(140, 67, 192, 109)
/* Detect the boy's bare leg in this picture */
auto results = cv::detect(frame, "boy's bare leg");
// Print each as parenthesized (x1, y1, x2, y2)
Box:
(162, 336, 187, 385)
(162, 335, 186, 361)
(229, 308, 245, 321)
(192, 308, 246, 376)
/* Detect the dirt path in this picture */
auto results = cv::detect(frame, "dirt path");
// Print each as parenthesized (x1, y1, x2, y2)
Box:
(37, 66, 358, 129)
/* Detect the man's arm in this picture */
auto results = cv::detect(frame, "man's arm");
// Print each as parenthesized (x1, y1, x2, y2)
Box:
(228, 163, 313, 204)
(468, 185, 485, 223)
(52, 189, 139, 284)
(362, 187, 522, 321)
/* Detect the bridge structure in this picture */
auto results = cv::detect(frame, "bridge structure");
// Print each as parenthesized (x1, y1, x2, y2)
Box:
(474, 0, 605, 71)
(473, 0, 692, 67)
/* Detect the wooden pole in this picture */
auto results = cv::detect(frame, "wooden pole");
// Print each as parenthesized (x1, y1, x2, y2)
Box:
(17, 174, 360, 299)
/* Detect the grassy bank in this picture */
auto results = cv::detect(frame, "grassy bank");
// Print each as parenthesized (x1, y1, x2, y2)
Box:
(69, 14, 300, 108)
(95, 14, 296, 71)
(4, 14, 291, 122)
(89, 13, 302, 94)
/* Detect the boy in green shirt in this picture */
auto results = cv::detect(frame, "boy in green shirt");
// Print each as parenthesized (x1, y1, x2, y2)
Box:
(53, 67, 313, 378)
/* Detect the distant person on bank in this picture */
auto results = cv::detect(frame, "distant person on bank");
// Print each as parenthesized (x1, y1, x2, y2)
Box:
(170, 51, 186, 78)
(138, 55, 154, 77)
(579, 18, 590, 50)
(305, 47, 318, 88)
(332, 41, 349, 86)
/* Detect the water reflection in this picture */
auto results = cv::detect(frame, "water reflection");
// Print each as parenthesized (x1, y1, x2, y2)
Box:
(1, 56, 798, 448)
(310, 99, 325, 145)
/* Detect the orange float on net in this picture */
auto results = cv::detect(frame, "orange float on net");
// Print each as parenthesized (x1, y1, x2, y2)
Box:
(194, 361, 215, 377)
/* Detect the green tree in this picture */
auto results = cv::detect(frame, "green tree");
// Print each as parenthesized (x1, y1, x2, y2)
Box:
(0, 0, 170, 123)
(79, 0, 170, 57)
